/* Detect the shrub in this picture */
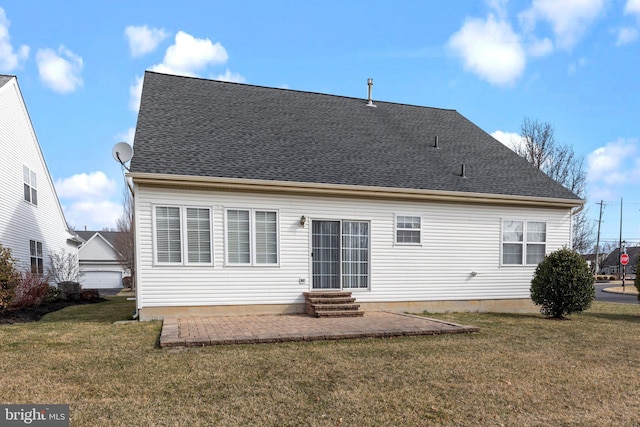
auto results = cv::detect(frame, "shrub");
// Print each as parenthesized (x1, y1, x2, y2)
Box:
(44, 285, 62, 304)
(530, 247, 595, 318)
(11, 272, 50, 309)
(0, 245, 21, 312)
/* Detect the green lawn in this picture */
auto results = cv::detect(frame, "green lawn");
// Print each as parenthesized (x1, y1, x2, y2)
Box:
(1, 297, 639, 426)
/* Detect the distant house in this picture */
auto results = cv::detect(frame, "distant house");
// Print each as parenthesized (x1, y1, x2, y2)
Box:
(599, 247, 639, 276)
(129, 71, 583, 320)
(0, 75, 79, 277)
(76, 231, 127, 289)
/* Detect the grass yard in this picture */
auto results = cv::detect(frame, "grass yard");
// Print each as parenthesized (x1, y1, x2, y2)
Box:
(1, 298, 639, 426)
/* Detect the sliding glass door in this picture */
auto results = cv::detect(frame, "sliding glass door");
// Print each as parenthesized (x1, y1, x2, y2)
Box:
(311, 220, 369, 290)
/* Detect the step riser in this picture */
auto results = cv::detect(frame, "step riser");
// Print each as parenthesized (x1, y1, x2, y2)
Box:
(304, 292, 364, 317)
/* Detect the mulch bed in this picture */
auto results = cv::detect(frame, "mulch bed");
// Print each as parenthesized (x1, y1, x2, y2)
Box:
(0, 298, 105, 324)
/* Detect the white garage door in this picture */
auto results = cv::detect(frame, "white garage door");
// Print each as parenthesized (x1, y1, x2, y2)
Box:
(81, 271, 123, 289)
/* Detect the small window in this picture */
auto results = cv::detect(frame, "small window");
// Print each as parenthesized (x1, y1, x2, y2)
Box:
(186, 208, 212, 263)
(502, 220, 546, 265)
(23, 166, 38, 205)
(156, 206, 182, 263)
(225, 208, 279, 265)
(395, 215, 421, 245)
(30, 240, 43, 275)
(154, 206, 212, 265)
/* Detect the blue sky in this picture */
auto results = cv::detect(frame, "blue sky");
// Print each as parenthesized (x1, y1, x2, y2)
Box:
(1, 0, 639, 248)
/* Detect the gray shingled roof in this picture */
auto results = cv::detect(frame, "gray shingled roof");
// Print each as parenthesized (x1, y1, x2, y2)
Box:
(131, 71, 581, 201)
(76, 231, 121, 248)
(0, 75, 14, 88)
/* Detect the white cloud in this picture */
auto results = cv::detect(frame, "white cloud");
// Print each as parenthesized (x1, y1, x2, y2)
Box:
(448, 14, 526, 86)
(615, 27, 639, 45)
(587, 139, 639, 185)
(55, 171, 117, 200)
(129, 30, 232, 111)
(157, 31, 228, 76)
(125, 25, 168, 57)
(215, 69, 246, 83)
(625, 0, 640, 16)
(63, 200, 122, 231)
(491, 130, 523, 150)
(0, 7, 29, 72)
(519, 0, 607, 50)
(56, 172, 120, 230)
(129, 75, 144, 112)
(116, 127, 136, 145)
(35, 46, 83, 93)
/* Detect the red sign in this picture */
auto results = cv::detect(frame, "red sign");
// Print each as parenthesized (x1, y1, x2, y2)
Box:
(621, 253, 629, 266)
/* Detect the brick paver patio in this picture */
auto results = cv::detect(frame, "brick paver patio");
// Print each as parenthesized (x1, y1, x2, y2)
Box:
(159, 312, 479, 347)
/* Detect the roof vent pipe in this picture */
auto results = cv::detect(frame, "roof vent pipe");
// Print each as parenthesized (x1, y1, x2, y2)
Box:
(461, 164, 467, 178)
(434, 135, 439, 148)
(366, 78, 376, 107)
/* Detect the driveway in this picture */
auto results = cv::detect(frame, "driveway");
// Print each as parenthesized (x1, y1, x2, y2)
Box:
(596, 283, 638, 304)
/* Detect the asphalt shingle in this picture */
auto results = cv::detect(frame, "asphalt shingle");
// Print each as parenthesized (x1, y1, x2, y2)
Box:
(131, 71, 581, 201)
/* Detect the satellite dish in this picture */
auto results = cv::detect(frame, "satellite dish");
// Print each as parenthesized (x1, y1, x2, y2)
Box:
(112, 142, 133, 165)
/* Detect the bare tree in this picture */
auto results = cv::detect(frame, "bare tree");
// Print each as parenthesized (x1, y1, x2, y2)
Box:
(514, 118, 593, 253)
(48, 249, 79, 283)
(113, 186, 135, 290)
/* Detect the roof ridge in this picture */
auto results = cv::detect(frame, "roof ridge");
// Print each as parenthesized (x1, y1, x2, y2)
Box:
(144, 70, 458, 112)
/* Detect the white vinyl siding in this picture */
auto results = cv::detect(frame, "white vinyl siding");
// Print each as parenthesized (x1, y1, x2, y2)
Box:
(225, 208, 278, 266)
(23, 165, 37, 205)
(1, 77, 77, 282)
(395, 215, 421, 244)
(154, 206, 212, 265)
(502, 220, 547, 266)
(134, 185, 573, 312)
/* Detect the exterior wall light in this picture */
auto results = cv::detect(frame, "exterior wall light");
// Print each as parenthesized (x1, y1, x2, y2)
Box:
(299, 215, 306, 227)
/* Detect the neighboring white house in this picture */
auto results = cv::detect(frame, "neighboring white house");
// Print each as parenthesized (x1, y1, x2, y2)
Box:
(0, 75, 79, 277)
(129, 71, 584, 320)
(76, 231, 126, 289)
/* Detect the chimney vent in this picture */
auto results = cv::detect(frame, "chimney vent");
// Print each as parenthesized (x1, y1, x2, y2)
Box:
(461, 164, 467, 178)
(434, 135, 439, 148)
(366, 78, 376, 107)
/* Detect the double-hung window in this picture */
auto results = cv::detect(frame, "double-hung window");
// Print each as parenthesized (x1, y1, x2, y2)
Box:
(30, 240, 43, 274)
(501, 220, 547, 265)
(395, 215, 421, 245)
(154, 206, 212, 265)
(23, 166, 37, 205)
(225, 209, 278, 266)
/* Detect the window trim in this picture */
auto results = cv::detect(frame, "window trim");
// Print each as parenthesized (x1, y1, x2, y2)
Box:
(394, 214, 422, 246)
(152, 204, 213, 266)
(500, 219, 547, 266)
(224, 208, 280, 267)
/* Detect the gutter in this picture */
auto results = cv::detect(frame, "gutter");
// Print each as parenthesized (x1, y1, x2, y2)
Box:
(127, 172, 584, 209)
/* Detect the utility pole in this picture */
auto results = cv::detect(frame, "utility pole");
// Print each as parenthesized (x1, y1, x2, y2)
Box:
(594, 200, 604, 274)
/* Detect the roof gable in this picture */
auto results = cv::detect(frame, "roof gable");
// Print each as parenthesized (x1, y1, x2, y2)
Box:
(131, 72, 581, 202)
